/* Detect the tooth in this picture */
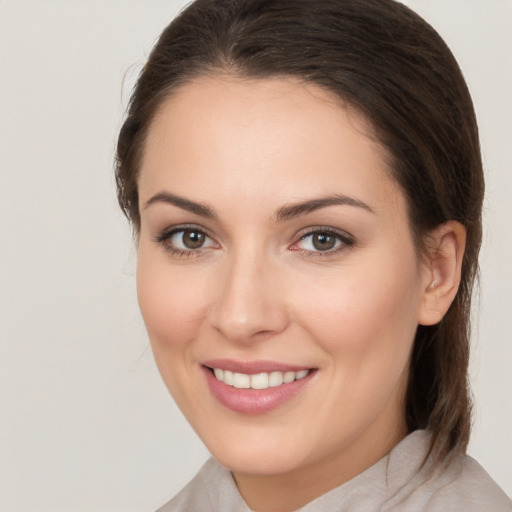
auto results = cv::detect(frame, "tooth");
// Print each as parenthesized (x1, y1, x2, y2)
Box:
(223, 370, 234, 386)
(269, 371, 284, 387)
(295, 370, 309, 380)
(214, 368, 310, 388)
(283, 371, 295, 383)
(233, 372, 251, 389)
(251, 373, 269, 389)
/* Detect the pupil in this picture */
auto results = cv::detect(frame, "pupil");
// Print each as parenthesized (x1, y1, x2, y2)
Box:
(313, 233, 335, 251)
(183, 230, 204, 249)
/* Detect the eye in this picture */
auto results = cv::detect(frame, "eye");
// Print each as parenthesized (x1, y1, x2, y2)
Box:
(300, 232, 340, 251)
(170, 229, 211, 250)
(155, 226, 218, 255)
(291, 228, 355, 255)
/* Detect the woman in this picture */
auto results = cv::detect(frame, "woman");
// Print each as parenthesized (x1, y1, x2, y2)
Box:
(115, 0, 512, 510)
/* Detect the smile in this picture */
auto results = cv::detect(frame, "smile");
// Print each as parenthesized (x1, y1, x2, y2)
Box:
(202, 363, 316, 414)
(212, 368, 310, 389)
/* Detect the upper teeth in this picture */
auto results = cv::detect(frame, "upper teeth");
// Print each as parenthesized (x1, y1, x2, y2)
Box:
(212, 368, 310, 389)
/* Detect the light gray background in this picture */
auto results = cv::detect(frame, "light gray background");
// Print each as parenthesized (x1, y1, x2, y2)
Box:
(1, 1, 510, 511)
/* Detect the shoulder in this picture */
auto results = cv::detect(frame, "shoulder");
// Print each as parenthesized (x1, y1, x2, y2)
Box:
(422, 454, 512, 512)
(381, 431, 511, 512)
(156, 457, 250, 512)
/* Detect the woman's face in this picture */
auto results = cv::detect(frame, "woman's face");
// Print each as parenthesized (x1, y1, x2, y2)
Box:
(137, 76, 431, 481)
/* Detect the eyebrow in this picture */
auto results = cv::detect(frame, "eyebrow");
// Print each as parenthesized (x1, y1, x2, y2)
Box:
(275, 194, 374, 221)
(143, 191, 217, 218)
(143, 191, 373, 220)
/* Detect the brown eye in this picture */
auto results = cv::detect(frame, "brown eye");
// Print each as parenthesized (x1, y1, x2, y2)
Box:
(292, 228, 354, 255)
(312, 232, 337, 251)
(182, 230, 205, 249)
(161, 227, 217, 253)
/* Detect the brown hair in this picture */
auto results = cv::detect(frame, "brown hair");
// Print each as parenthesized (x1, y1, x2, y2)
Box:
(116, 0, 483, 458)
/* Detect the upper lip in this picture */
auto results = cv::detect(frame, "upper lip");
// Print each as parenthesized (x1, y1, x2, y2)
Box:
(202, 358, 313, 374)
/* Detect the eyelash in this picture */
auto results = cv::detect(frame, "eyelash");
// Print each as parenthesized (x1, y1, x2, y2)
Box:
(154, 225, 217, 258)
(291, 227, 356, 259)
(154, 225, 356, 258)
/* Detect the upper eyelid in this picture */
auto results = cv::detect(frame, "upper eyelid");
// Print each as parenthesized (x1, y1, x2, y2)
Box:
(294, 225, 354, 241)
(156, 223, 214, 239)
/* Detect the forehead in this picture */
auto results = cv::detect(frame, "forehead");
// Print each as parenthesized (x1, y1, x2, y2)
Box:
(138, 75, 404, 217)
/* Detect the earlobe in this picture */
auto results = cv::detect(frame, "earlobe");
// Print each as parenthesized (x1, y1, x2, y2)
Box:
(418, 221, 466, 326)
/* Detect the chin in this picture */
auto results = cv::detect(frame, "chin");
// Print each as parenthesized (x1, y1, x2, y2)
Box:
(198, 421, 318, 476)
(213, 445, 306, 476)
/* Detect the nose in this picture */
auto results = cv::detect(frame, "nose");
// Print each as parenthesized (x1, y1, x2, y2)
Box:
(207, 251, 289, 344)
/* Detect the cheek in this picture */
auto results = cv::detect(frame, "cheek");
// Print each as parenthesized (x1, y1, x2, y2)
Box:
(136, 246, 208, 353)
(135, 245, 216, 413)
(288, 255, 422, 440)
(294, 252, 422, 373)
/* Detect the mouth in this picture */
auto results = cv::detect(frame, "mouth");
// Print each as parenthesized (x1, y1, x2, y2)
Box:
(209, 367, 310, 390)
(201, 360, 316, 414)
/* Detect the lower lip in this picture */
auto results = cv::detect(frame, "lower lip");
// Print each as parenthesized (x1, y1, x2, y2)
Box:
(202, 366, 315, 415)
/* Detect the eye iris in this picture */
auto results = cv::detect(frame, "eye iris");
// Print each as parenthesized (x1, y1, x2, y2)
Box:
(183, 230, 205, 249)
(312, 232, 336, 251)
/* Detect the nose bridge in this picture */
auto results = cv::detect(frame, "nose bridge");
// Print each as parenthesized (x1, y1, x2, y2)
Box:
(208, 243, 287, 342)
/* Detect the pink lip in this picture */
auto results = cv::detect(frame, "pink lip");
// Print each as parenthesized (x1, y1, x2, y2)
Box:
(201, 361, 316, 415)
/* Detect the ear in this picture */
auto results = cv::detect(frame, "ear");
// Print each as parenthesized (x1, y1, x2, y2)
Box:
(418, 221, 466, 326)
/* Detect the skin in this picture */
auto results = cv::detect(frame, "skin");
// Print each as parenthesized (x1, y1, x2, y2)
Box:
(136, 75, 465, 511)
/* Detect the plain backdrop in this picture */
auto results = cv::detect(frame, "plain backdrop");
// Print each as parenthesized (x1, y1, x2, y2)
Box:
(1, 1, 511, 510)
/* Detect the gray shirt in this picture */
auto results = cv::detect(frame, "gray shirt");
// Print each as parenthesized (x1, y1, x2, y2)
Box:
(157, 430, 512, 511)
